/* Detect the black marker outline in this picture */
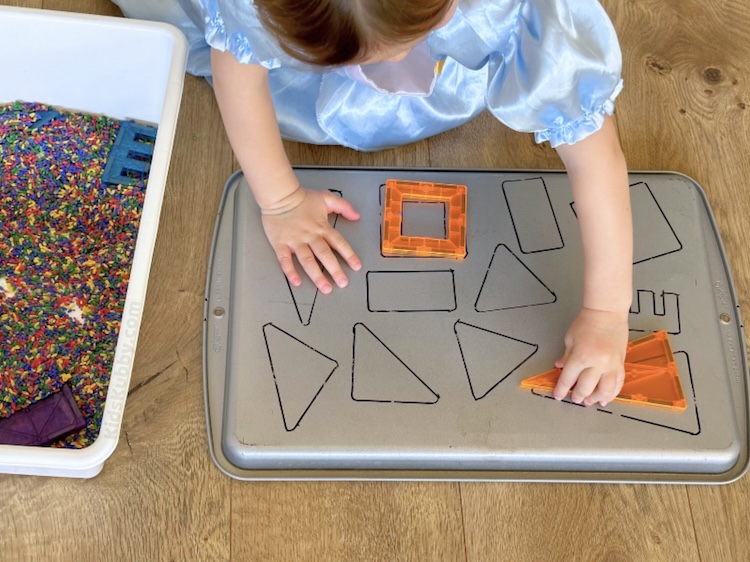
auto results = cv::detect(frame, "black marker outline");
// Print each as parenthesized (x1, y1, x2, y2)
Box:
(284, 190, 342, 326)
(530, 351, 700, 436)
(262, 323, 339, 432)
(350, 322, 440, 404)
(571, 181, 683, 264)
(629, 289, 682, 335)
(366, 269, 457, 313)
(454, 319, 539, 400)
(474, 243, 557, 312)
(502, 176, 564, 254)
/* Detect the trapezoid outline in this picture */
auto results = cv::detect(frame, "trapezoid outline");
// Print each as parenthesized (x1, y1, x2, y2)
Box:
(570, 181, 683, 265)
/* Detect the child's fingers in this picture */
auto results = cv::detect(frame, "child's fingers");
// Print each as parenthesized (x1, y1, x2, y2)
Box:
(569, 367, 599, 404)
(554, 341, 573, 369)
(325, 192, 360, 221)
(293, 245, 332, 294)
(553, 359, 582, 400)
(554, 350, 570, 369)
(584, 384, 612, 407)
(585, 369, 624, 407)
(324, 228, 361, 272)
(309, 238, 348, 289)
(275, 246, 301, 287)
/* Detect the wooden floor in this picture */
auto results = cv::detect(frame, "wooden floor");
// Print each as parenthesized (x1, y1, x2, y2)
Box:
(2, 0, 750, 560)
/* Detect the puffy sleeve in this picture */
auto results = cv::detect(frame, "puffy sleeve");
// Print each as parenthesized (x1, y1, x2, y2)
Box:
(202, 0, 283, 69)
(111, 0, 284, 75)
(486, 0, 623, 147)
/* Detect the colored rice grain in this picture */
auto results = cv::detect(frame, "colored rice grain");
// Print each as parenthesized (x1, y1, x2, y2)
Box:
(0, 101, 149, 448)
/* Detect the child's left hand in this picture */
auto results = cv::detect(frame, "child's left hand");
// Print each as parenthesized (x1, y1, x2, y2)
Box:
(553, 307, 628, 407)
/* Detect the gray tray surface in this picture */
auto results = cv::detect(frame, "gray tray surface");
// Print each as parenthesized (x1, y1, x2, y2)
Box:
(203, 168, 749, 482)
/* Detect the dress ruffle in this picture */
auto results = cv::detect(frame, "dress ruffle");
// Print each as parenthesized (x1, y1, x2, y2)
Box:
(534, 80, 622, 147)
(112, 0, 623, 150)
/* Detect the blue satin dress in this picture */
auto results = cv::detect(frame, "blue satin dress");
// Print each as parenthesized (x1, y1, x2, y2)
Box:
(114, 0, 623, 151)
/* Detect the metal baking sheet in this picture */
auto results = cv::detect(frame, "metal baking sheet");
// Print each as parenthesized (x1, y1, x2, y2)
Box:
(203, 167, 749, 483)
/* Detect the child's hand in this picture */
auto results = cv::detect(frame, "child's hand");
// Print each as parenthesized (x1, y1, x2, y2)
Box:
(553, 307, 628, 407)
(261, 187, 361, 294)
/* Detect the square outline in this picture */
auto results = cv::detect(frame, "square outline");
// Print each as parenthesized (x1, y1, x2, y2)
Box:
(382, 179, 467, 258)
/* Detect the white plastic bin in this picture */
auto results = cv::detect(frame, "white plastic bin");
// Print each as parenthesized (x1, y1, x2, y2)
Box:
(0, 6, 188, 477)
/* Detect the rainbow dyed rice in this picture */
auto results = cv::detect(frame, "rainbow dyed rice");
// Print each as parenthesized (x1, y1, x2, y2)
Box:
(0, 101, 149, 448)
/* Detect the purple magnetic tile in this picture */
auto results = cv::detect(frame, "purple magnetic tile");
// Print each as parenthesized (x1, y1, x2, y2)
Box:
(0, 385, 86, 446)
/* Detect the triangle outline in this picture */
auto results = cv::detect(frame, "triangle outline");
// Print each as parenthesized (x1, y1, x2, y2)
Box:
(474, 244, 557, 312)
(285, 276, 318, 326)
(351, 322, 439, 404)
(455, 320, 539, 400)
(263, 323, 339, 431)
(285, 193, 342, 326)
(520, 330, 687, 411)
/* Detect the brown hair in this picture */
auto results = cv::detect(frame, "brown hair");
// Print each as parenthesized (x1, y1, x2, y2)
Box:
(254, 0, 454, 66)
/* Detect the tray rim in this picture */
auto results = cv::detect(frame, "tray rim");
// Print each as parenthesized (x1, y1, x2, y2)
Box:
(202, 166, 749, 484)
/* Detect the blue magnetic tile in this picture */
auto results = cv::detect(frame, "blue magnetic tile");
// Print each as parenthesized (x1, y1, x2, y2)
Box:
(103, 121, 158, 185)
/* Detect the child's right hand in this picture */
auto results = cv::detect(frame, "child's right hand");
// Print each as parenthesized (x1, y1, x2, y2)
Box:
(260, 187, 362, 294)
(552, 307, 628, 407)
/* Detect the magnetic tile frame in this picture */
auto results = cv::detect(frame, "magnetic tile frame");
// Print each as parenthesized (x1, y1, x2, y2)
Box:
(203, 168, 749, 482)
(381, 179, 467, 258)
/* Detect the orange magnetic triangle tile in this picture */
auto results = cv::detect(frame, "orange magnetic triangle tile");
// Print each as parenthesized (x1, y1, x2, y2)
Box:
(624, 330, 675, 368)
(520, 331, 687, 411)
(520, 363, 661, 393)
(617, 363, 686, 411)
(519, 368, 561, 391)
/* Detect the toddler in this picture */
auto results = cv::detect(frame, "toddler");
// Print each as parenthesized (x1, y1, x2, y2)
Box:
(114, 0, 633, 407)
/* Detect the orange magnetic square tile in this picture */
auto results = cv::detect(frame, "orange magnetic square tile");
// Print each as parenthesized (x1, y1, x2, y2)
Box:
(381, 179, 467, 258)
(520, 330, 687, 411)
